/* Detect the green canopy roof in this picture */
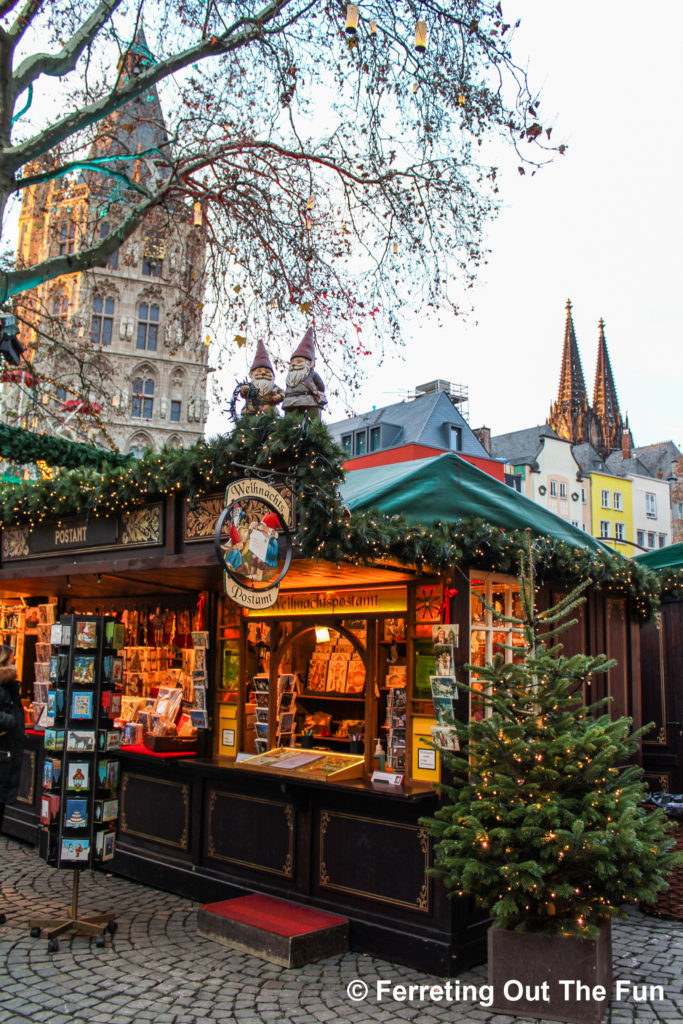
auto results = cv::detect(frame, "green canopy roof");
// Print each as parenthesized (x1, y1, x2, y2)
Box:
(634, 541, 683, 571)
(341, 453, 605, 551)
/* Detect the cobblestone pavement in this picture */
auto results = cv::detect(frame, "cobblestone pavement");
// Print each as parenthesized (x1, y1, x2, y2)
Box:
(0, 836, 681, 1024)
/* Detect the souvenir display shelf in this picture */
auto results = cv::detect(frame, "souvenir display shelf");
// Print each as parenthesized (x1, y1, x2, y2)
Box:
(30, 614, 123, 951)
(236, 746, 365, 782)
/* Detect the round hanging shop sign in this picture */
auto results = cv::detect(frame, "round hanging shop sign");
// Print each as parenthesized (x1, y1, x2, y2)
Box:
(215, 478, 292, 609)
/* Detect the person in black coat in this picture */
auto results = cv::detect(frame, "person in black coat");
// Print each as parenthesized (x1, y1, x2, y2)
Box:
(0, 646, 25, 925)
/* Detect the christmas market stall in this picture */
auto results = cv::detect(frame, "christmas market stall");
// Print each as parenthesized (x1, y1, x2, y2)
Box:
(634, 542, 683, 793)
(0, 359, 661, 974)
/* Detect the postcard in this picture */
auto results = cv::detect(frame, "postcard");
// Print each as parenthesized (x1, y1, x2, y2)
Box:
(306, 659, 327, 693)
(278, 712, 295, 734)
(432, 696, 457, 727)
(326, 655, 348, 692)
(50, 623, 63, 646)
(65, 799, 88, 829)
(75, 620, 98, 649)
(345, 663, 366, 694)
(430, 726, 460, 751)
(430, 676, 459, 700)
(72, 655, 95, 686)
(191, 631, 209, 649)
(189, 710, 208, 729)
(252, 675, 270, 692)
(433, 645, 455, 678)
(49, 655, 58, 681)
(40, 794, 59, 825)
(97, 760, 120, 790)
(66, 761, 90, 791)
(111, 657, 123, 684)
(95, 830, 116, 861)
(66, 730, 96, 753)
(255, 708, 269, 724)
(253, 692, 269, 708)
(94, 799, 118, 823)
(98, 729, 121, 752)
(193, 686, 206, 711)
(44, 729, 65, 751)
(385, 664, 407, 689)
(278, 674, 295, 694)
(60, 838, 90, 863)
(71, 690, 94, 720)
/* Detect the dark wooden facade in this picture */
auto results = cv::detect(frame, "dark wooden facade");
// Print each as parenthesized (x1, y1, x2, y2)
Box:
(641, 598, 683, 793)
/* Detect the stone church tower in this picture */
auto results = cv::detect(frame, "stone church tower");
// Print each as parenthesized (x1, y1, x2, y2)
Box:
(548, 300, 631, 459)
(7, 30, 208, 454)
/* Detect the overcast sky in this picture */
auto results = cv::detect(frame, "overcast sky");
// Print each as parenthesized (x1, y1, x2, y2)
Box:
(291, 1, 682, 447)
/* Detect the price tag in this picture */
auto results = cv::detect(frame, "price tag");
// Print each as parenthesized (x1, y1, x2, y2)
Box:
(371, 771, 404, 787)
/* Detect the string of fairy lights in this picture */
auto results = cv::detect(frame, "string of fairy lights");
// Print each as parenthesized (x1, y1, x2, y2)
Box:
(0, 412, 677, 619)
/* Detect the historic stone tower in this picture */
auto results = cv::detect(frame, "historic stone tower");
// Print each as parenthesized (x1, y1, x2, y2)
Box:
(6, 30, 208, 453)
(548, 300, 630, 459)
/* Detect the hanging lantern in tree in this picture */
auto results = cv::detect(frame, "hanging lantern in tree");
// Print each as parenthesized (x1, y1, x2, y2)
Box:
(458, 93, 466, 106)
(415, 21, 427, 52)
(306, 196, 314, 211)
(345, 5, 359, 35)
(369, 20, 377, 35)
(392, 241, 398, 254)
(193, 201, 203, 226)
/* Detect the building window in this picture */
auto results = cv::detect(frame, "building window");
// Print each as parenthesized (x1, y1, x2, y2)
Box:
(600, 489, 610, 509)
(550, 480, 557, 497)
(599, 520, 611, 539)
(614, 522, 625, 542)
(91, 296, 114, 346)
(136, 303, 159, 351)
(369, 426, 381, 452)
(170, 400, 181, 422)
(582, 523, 587, 532)
(613, 491, 622, 511)
(637, 530, 645, 548)
(571, 520, 579, 528)
(341, 434, 352, 455)
(449, 425, 462, 452)
(142, 235, 164, 277)
(658, 534, 667, 548)
(647, 532, 656, 548)
(354, 431, 366, 456)
(645, 492, 657, 518)
(58, 222, 76, 255)
(132, 377, 154, 419)
(52, 293, 69, 323)
(581, 488, 587, 504)
(99, 222, 118, 270)
(559, 482, 567, 499)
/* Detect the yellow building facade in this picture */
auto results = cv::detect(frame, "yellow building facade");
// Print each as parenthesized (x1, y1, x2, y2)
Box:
(589, 472, 633, 552)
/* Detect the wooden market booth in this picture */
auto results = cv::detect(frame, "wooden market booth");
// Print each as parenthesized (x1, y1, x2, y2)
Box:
(0, 445, 652, 975)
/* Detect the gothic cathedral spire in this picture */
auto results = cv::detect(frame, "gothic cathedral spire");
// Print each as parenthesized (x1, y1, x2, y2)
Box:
(592, 318, 623, 456)
(548, 299, 593, 445)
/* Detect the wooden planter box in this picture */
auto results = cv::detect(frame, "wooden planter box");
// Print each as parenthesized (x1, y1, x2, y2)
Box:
(488, 920, 612, 1024)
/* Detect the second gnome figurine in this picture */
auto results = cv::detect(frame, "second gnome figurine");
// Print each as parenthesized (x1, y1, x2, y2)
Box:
(240, 340, 285, 414)
(282, 327, 327, 419)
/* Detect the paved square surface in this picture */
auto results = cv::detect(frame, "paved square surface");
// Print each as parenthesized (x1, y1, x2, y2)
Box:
(0, 836, 681, 1023)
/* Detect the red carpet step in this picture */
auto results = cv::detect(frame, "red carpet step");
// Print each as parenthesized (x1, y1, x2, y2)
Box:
(197, 893, 349, 967)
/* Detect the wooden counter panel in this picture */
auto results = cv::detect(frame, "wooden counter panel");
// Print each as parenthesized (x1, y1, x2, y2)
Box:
(205, 787, 296, 879)
(119, 770, 191, 852)
(317, 808, 431, 913)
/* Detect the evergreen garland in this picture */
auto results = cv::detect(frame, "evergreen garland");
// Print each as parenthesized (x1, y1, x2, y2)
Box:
(0, 422, 133, 471)
(0, 413, 663, 620)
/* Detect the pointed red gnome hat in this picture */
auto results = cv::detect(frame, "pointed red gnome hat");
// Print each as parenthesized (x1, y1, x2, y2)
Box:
(250, 339, 274, 373)
(262, 512, 281, 531)
(229, 523, 241, 545)
(290, 326, 315, 363)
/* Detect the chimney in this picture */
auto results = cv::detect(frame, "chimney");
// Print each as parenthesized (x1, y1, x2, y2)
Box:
(622, 427, 632, 461)
(474, 426, 492, 455)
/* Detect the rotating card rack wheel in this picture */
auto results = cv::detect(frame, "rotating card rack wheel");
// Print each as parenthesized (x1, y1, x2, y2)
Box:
(28, 869, 117, 951)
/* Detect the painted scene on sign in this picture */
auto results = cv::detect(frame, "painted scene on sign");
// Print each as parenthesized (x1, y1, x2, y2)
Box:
(222, 499, 284, 585)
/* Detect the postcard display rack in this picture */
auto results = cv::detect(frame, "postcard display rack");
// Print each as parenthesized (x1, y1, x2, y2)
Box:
(30, 614, 123, 951)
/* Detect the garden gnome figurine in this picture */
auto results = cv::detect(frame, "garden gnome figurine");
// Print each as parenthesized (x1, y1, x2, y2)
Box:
(240, 340, 284, 414)
(282, 327, 327, 418)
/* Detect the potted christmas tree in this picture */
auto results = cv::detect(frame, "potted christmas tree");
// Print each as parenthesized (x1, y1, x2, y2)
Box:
(422, 541, 679, 1024)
